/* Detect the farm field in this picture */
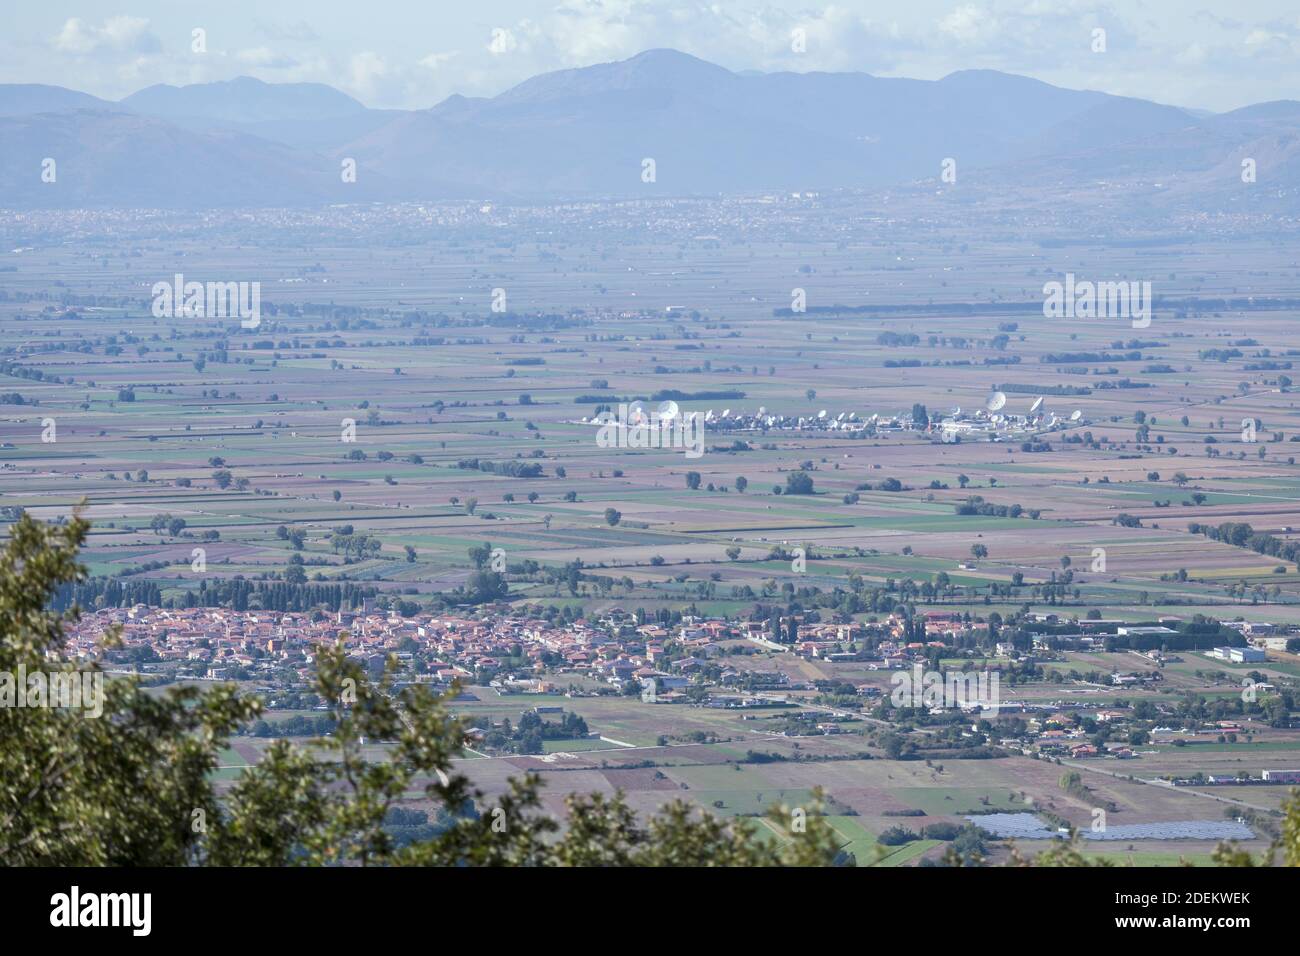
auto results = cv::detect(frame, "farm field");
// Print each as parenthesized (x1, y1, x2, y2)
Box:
(6, 198, 1300, 867)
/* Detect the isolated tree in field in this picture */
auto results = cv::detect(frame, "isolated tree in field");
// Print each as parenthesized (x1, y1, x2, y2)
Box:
(735, 476, 748, 493)
(785, 472, 815, 495)
(604, 508, 622, 526)
(726, 546, 741, 561)
(971, 544, 988, 559)
(332, 490, 342, 502)
(465, 570, 509, 605)
(685, 472, 702, 490)
(958, 474, 970, 489)
(404, 545, 417, 563)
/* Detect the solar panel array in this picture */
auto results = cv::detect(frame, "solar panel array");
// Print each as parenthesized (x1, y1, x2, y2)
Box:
(966, 813, 1254, 842)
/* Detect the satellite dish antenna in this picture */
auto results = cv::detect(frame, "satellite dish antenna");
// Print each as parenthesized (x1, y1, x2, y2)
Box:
(1070, 409, 1082, 421)
(986, 391, 1007, 412)
(628, 401, 647, 425)
(837, 412, 845, 421)
(722, 408, 731, 418)
(1029, 397, 1044, 414)
(952, 406, 961, 416)
(758, 406, 766, 415)
(818, 409, 827, 419)
(657, 400, 679, 422)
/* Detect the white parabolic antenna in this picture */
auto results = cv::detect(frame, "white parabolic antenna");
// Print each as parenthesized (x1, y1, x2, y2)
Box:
(722, 408, 731, 418)
(1070, 409, 1082, 421)
(986, 391, 1007, 412)
(818, 409, 827, 419)
(757, 406, 766, 415)
(628, 401, 647, 425)
(1029, 396, 1044, 414)
(657, 399, 679, 422)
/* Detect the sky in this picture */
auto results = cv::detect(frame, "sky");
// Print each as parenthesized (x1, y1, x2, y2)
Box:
(4, 1, 1299, 113)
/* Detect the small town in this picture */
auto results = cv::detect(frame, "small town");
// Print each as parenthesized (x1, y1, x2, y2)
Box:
(62, 603, 1300, 770)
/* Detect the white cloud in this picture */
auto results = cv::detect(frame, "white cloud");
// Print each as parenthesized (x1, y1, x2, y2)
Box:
(255, 20, 320, 44)
(488, 27, 520, 55)
(348, 51, 392, 99)
(52, 16, 161, 57)
(939, 5, 995, 44)
(238, 48, 300, 69)
(418, 52, 460, 71)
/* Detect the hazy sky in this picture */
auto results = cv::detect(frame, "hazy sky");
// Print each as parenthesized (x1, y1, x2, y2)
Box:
(5, 1, 1299, 112)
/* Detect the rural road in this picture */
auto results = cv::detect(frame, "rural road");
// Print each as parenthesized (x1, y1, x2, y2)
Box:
(1060, 758, 1274, 814)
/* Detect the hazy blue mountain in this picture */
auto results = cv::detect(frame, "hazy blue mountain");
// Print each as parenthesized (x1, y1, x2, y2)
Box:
(340, 50, 1207, 197)
(121, 76, 366, 123)
(113, 76, 402, 151)
(0, 109, 397, 207)
(0, 83, 118, 116)
(1, 50, 1297, 208)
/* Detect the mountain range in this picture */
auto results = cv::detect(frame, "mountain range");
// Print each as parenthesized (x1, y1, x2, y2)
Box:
(1, 49, 1296, 209)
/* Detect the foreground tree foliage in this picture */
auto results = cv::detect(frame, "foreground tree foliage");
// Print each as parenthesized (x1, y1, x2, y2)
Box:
(1, 513, 841, 866)
(2, 512, 1297, 867)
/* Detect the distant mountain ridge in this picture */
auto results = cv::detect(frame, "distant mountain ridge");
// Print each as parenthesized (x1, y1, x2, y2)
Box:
(0, 49, 1296, 209)
(121, 76, 367, 123)
(0, 83, 119, 116)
